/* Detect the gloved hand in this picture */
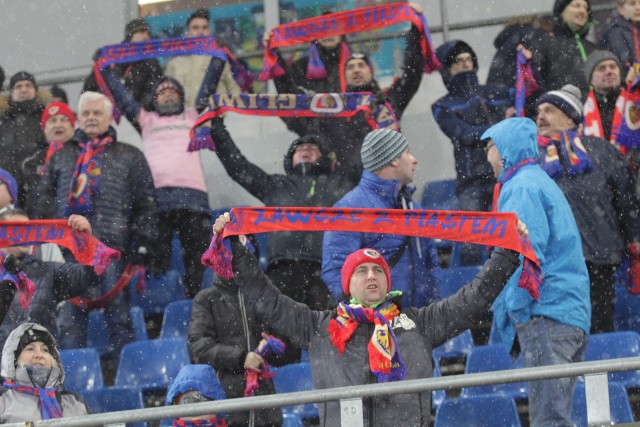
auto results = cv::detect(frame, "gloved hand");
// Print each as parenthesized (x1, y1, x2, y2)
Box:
(627, 242, 640, 294)
(3, 254, 23, 275)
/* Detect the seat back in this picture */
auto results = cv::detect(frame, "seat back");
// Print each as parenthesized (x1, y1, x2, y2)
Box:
(131, 270, 186, 316)
(83, 386, 147, 427)
(438, 266, 482, 298)
(115, 338, 190, 391)
(160, 299, 193, 339)
(434, 394, 521, 427)
(461, 345, 527, 399)
(421, 179, 458, 210)
(271, 362, 319, 420)
(433, 329, 475, 362)
(572, 382, 634, 426)
(87, 306, 148, 354)
(59, 348, 104, 393)
(584, 331, 640, 386)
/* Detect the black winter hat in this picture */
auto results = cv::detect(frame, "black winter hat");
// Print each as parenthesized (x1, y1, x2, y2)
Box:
(10, 71, 37, 90)
(283, 134, 332, 174)
(15, 328, 57, 363)
(125, 18, 150, 42)
(435, 40, 478, 70)
(553, 0, 591, 17)
(0, 66, 5, 91)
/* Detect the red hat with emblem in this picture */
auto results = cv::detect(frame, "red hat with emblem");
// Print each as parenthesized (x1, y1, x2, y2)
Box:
(341, 248, 391, 296)
(41, 102, 75, 131)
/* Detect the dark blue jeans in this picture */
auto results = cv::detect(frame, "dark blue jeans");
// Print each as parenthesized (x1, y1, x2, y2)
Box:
(517, 316, 588, 427)
(57, 258, 133, 358)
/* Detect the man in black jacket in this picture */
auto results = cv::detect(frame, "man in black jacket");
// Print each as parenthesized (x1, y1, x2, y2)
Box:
(536, 84, 640, 333)
(32, 91, 158, 357)
(189, 239, 298, 427)
(0, 72, 48, 210)
(269, 4, 426, 185)
(211, 118, 348, 309)
(212, 212, 525, 427)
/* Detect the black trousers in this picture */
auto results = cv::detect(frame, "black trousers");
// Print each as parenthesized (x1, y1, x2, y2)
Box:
(587, 262, 617, 334)
(156, 209, 212, 298)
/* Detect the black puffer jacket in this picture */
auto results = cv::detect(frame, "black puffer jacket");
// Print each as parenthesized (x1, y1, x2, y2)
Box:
(540, 134, 640, 265)
(230, 238, 520, 427)
(0, 99, 47, 208)
(531, 19, 597, 94)
(599, 15, 639, 78)
(0, 256, 93, 347)
(211, 120, 350, 267)
(274, 27, 425, 184)
(189, 277, 298, 427)
(31, 127, 158, 254)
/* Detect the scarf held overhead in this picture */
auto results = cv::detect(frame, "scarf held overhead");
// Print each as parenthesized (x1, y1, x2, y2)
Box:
(93, 36, 252, 118)
(189, 92, 399, 151)
(261, 3, 441, 81)
(0, 220, 120, 275)
(202, 207, 541, 299)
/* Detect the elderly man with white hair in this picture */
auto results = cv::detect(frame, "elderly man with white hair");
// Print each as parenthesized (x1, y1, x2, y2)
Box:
(32, 92, 158, 361)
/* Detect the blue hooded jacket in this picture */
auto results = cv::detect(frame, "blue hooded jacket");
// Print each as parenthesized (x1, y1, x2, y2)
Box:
(481, 118, 590, 350)
(166, 364, 226, 405)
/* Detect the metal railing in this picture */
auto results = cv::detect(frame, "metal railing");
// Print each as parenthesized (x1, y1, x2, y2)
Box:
(5, 356, 640, 427)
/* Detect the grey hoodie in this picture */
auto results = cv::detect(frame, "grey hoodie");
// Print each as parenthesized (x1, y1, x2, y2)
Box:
(0, 323, 87, 423)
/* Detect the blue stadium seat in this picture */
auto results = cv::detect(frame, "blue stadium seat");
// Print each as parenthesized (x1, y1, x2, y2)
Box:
(87, 306, 148, 354)
(59, 348, 104, 393)
(115, 338, 190, 392)
(421, 179, 458, 211)
(433, 329, 474, 364)
(160, 299, 193, 339)
(282, 413, 304, 427)
(434, 394, 521, 427)
(438, 266, 482, 298)
(82, 386, 147, 427)
(461, 345, 527, 400)
(431, 355, 448, 409)
(131, 269, 186, 316)
(615, 285, 640, 332)
(271, 362, 319, 421)
(201, 267, 214, 290)
(572, 382, 634, 426)
(583, 331, 640, 389)
(170, 233, 185, 275)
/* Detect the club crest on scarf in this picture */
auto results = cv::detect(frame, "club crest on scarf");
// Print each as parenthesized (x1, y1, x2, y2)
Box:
(617, 70, 640, 149)
(538, 128, 593, 180)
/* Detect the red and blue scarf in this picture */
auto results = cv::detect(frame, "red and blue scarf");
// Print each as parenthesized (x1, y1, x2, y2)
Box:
(261, 3, 441, 82)
(328, 299, 405, 382)
(0, 220, 120, 275)
(538, 129, 593, 180)
(64, 133, 113, 217)
(306, 41, 351, 92)
(189, 92, 399, 151)
(584, 88, 626, 145)
(611, 71, 640, 150)
(490, 158, 542, 298)
(173, 419, 226, 427)
(514, 51, 540, 117)
(3, 379, 62, 419)
(244, 334, 285, 397)
(203, 207, 541, 299)
(40, 141, 65, 175)
(93, 36, 252, 120)
(0, 252, 35, 310)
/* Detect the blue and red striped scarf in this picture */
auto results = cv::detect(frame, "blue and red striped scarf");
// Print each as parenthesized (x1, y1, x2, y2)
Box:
(3, 379, 62, 419)
(244, 335, 286, 397)
(538, 129, 593, 180)
(64, 131, 113, 217)
(173, 419, 226, 427)
(328, 299, 406, 382)
(261, 3, 441, 82)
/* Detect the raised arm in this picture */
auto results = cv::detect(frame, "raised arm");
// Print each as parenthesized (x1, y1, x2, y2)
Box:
(101, 66, 141, 124)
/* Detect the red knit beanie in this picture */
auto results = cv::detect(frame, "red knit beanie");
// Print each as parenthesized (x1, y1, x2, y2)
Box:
(340, 248, 391, 296)
(41, 102, 75, 131)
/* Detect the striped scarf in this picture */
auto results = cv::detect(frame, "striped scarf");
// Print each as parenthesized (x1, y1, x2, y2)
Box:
(328, 298, 406, 382)
(3, 379, 62, 419)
